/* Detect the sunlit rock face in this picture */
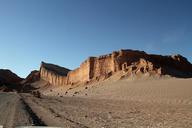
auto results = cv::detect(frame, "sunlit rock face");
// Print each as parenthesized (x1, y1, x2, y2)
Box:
(40, 62, 70, 86)
(39, 49, 192, 86)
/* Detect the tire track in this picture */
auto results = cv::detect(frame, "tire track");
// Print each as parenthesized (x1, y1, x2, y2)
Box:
(20, 98, 47, 126)
(21, 94, 89, 128)
(0, 93, 17, 128)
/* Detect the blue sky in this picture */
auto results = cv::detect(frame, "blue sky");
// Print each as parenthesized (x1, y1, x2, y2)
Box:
(0, 0, 192, 77)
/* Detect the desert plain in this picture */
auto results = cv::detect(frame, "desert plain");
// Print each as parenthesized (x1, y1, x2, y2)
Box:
(0, 78, 192, 128)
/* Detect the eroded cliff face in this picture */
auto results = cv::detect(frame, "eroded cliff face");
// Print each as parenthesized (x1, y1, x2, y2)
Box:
(40, 62, 70, 86)
(67, 59, 90, 85)
(39, 49, 192, 86)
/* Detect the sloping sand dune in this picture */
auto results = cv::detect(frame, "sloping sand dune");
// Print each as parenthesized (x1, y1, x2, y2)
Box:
(44, 78, 192, 105)
(84, 78, 192, 105)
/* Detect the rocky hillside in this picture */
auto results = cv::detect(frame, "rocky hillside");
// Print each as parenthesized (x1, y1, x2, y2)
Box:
(1, 49, 192, 91)
(22, 70, 40, 85)
(0, 69, 23, 92)
(37, 49, 192, 87)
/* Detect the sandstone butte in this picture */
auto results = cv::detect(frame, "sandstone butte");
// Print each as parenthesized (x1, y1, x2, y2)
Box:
(30, 49, 192, 87)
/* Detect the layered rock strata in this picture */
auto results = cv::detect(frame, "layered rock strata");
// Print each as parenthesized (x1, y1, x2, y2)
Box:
(39, 49, 192, 86)
(40, 62, 70, 86)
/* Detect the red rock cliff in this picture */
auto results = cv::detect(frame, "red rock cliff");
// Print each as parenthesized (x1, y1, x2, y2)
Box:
(40, 62, 70, 86)
(39, 49, 192, 86)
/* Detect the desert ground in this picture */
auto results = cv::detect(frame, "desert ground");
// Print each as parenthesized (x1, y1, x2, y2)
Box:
(0, 78, 192, 128)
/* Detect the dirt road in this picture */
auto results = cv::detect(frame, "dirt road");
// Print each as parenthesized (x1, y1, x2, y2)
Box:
(1, 78, 192, 128)
(0, 93, 34, 127)
(21, 94, 192, 128)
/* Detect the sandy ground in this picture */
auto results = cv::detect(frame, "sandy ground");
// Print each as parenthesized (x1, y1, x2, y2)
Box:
(22, 93, 192, 128)
(0, 93, 33, 127)
(0, 78, 192, 128)
(44, 78, 192, 104)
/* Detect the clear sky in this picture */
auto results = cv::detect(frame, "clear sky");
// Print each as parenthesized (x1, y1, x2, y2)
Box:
(0, 0, 192, 78)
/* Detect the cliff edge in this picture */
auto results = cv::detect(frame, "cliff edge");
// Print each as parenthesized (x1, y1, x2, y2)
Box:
(37, 49, 192, 87)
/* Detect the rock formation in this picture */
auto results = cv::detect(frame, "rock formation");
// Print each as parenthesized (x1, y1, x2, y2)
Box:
(0, 69, 23, 92)
(1, 49, 191, 91)
(0, 69, 23, 84)
(22, 70, 40, 85)
(39, 49, 192, 86)
(40, 62, 71, 86)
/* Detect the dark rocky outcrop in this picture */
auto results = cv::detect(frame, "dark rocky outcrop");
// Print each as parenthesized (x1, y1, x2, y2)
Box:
(22, 70, 40, 85)
(0, 69, 23, 92)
